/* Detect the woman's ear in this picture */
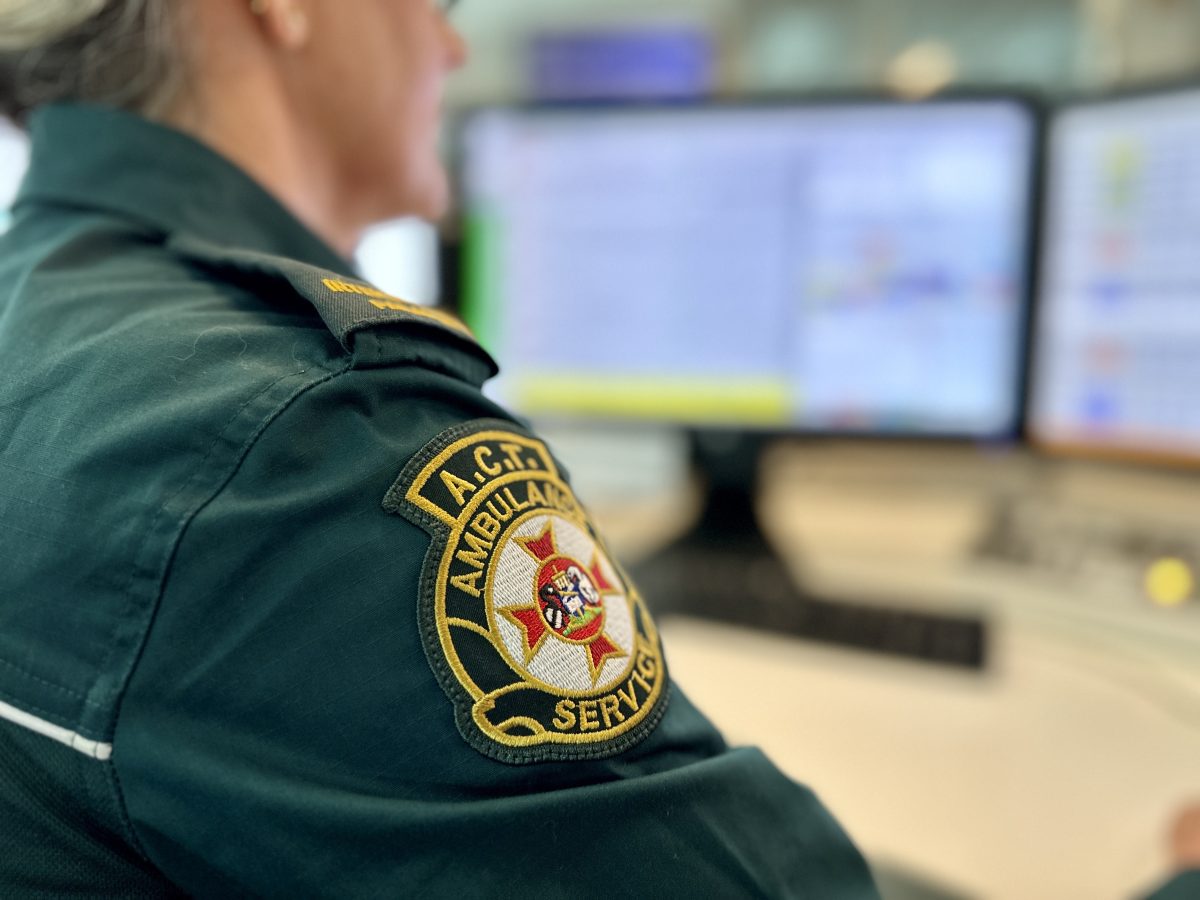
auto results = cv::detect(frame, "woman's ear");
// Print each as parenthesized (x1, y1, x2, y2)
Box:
(249, 0, 311, 50)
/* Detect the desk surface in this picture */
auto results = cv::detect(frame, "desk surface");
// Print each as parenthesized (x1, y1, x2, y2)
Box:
(661, 611, 1200, 900)
(579, 440, 1200, 899)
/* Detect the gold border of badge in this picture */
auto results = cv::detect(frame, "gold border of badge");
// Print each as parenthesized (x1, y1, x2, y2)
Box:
(385, 421, 669, 764)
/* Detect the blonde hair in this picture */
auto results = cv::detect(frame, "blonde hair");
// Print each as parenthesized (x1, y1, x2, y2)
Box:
(0, 0, 181, 122)
(0, 0, 108, 50)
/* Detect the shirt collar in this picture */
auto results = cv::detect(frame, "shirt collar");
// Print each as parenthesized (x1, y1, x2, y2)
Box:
(16, 103, 353, 273)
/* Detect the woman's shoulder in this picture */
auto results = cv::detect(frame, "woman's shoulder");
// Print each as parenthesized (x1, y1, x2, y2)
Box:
(0, 211, 331, 343)
(0, 211, 499, 441)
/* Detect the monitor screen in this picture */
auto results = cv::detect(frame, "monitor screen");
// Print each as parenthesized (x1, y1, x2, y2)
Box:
(1032, 88, 1200, 465)
(458, 99, 1038, 438)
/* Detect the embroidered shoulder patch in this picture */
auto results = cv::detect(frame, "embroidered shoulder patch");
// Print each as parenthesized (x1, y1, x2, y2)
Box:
(384, 421, 669, 764)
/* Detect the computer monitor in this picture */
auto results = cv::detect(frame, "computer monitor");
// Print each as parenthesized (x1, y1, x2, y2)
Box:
(458, 98, 1039, 440)
(1032, 87, 1200, 467)
(454, 98, 1038, 667)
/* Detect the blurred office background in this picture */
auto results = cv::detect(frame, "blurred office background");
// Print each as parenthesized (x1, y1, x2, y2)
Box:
(431, 3, 1200, 900)
(446, 0, 1200, 102)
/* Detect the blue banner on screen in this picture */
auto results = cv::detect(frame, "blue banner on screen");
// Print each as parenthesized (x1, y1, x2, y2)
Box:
(530, 28, 715, 102)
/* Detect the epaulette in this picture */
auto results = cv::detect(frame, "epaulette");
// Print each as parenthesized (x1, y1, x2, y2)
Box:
(168, 235, 496, 379)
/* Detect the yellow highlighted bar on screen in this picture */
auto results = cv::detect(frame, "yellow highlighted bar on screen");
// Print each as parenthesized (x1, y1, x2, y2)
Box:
(513, 376, 792, 426)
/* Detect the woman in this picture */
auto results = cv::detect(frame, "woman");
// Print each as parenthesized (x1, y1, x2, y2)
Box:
(0, 2, 880, 896)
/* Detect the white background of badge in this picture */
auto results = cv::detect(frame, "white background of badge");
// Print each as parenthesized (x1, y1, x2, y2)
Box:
(491, 514, 635, 694)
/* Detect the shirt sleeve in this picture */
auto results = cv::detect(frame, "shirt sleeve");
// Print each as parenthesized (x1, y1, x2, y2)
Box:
(111, 359, 877, 898)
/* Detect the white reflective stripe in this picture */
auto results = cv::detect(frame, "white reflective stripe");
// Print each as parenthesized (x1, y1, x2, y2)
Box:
(0, 698, 113, 761)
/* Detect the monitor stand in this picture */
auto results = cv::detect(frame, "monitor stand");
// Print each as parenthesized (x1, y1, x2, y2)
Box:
(629, 430, 988, 671)
(629, 430, 802, 622)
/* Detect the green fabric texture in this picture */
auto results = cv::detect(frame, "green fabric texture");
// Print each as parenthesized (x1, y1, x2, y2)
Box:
(0, 721, 181, 897)
(1144, 871, 1200, 900)
(0, 103, 878, 896)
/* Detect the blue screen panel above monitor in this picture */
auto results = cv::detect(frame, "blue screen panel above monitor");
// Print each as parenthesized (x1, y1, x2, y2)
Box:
(529, 27, 716, 102)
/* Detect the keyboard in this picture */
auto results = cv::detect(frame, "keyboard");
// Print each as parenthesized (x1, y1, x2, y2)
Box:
(630, 541, 988, 671)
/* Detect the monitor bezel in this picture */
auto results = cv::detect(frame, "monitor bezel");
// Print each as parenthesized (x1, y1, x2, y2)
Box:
(1028, 80, 1200, 470)
(449, 91, 1046, 449)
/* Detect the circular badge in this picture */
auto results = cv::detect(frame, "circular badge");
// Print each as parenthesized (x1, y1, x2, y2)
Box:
(385, 423, 668, 764)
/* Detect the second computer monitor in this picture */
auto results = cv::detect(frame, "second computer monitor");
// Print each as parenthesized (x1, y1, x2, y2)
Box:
(1032, 86, 1200, 466)
(459, 98, 1039, 439)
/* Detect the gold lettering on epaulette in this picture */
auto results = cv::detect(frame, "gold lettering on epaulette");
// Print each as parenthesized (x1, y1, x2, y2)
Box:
(323, 277, 394, 302)
(321, 276, 476, 339)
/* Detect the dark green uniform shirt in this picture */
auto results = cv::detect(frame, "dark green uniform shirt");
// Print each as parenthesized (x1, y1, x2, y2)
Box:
(0, 104, 878, 897)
